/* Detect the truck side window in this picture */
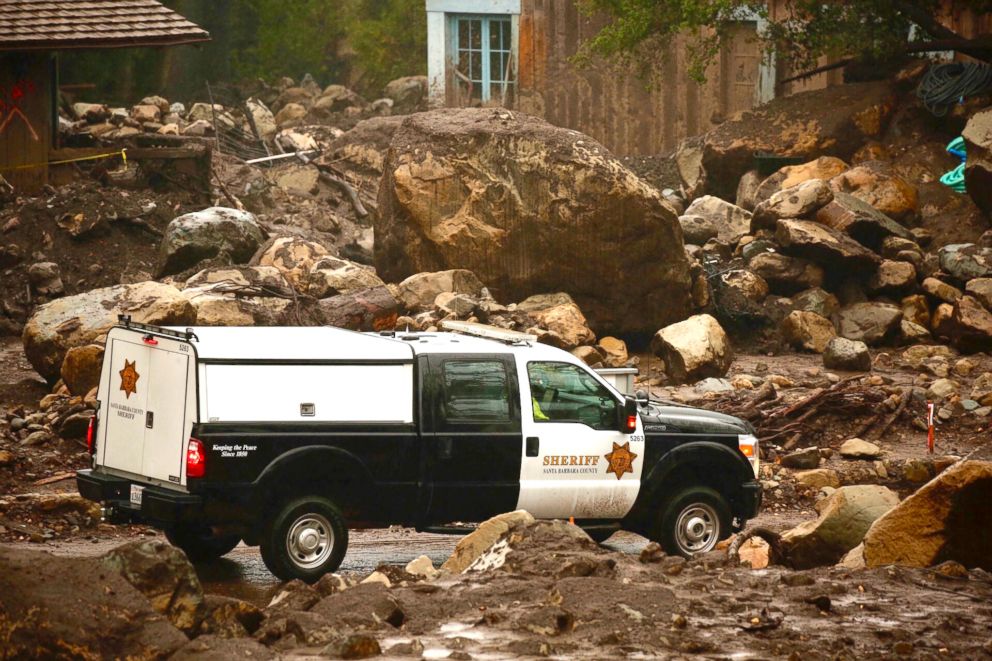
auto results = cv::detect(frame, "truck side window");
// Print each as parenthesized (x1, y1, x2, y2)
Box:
(528, 361, 618, 430)
(442, 360, 511, 422)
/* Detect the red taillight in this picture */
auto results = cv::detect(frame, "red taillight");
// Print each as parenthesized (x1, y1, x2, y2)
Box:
(142, 335, 158, 345)
(186, 438, 205, 478)
(86, 415, 96, 455)
(625, 415, 637, 433)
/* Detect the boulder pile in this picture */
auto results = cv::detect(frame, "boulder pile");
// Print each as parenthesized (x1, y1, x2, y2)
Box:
(62, 74, 428, 144)
(674, 150, 992, 362)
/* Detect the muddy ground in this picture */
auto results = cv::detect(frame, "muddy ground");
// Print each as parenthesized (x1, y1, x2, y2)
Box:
(3, 338, 992, 658)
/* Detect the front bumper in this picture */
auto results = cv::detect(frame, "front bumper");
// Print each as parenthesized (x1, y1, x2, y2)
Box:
(77, 469, 203, 525)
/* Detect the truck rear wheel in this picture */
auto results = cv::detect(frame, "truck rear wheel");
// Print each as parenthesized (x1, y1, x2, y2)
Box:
(654, 486, 730, 557)
(260, 496, 348, 583)
(165, 525, 241, 562)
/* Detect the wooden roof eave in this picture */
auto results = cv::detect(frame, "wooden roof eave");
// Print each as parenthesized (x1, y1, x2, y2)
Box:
(0, 34, 210, 52)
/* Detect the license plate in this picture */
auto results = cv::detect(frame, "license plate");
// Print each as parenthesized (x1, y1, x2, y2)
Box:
(130, 484, 144, 507)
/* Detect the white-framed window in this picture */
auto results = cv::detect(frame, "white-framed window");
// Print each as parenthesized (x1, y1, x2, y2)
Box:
(449, 13, 514, 103)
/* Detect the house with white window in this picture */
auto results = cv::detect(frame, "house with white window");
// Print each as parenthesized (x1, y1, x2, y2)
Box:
(425, 0, 990, 156)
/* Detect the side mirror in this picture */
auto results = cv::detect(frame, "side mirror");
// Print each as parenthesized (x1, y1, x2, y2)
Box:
(617, 396, 638, 434)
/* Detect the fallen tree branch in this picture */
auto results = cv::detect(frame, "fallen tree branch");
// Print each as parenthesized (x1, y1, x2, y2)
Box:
(316, 168, 368, 218)
(212, 166, 245, 211)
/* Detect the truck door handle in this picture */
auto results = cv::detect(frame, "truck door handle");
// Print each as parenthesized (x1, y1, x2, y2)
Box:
(145, 411, 154, 429)
(526, 436, 539, 457)
(438, 436, 453, 459)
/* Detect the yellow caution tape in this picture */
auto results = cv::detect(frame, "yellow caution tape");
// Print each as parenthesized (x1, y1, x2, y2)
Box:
(0, 148, 127, 173)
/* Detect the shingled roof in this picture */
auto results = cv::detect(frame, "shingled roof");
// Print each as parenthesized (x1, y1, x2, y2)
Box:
(0, 0, 210, 51)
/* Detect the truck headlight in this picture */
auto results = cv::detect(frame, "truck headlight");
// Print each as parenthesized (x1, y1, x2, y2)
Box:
(738, 434, 759, 478)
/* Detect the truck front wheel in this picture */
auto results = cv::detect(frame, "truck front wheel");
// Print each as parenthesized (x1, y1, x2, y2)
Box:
(654, 486, 730, 557)
(165, 525, 241, 562)
(260, 496, 348, 582)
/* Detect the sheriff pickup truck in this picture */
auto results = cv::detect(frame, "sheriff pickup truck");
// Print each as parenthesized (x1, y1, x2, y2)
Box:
(77, 318, 761, 582)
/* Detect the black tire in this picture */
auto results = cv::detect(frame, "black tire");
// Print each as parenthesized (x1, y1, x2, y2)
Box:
(165, 525, 241, 562)
(653, 486, 731, 557)
(260, 496, 348, 583)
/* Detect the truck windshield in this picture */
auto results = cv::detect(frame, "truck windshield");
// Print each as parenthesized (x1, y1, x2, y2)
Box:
(527, 361, 618, 430)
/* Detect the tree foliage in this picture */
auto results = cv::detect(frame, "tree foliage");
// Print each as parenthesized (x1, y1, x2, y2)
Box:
(576, 0, 992, 82)
(59, 0, 426, 104)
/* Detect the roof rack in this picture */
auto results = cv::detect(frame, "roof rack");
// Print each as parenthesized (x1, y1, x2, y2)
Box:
(440, 320, 536, 345)
(117, 315, 198, 342)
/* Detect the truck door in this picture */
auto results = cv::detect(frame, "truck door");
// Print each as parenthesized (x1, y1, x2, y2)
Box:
(97, 327, 197, 488)
(422, 354, 522, 523)
(516, 359, 643, 520)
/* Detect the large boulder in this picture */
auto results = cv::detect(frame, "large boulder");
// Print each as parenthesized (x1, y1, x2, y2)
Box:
(384, 75, 428, 113)
(160, 207, 265, 276)
(678, 214, 718, 245)
(442, 510, 536, 573)
(780, 485, 900, 569)
(754, 156, 850, 203)
(792, 287, 840, 320)
(318, 286, 400, 331)
(938, 243, 992, 282)
(746, 252, 825, 294)
(252, 236, 330, 292)
(394, 269, 486, 311)
(375, 109, 692, 335)
(781, 310, 836, 353)
(861, 459, 992, 570)
(181, 265, 301, 326)
(326, 115, 406, 196)
(776, 219, 881, 273)
(829, 161, 918, 222)
(823, 336, 871, 371)
(867, 259, 916, 296)
(687, 81, 895, 199)
(651, 314, 733, 384)
(681, 195, 752, 244)
(946, 295, 992, 353)
(307, 256, 385, 298)
(101, 539, 206, 635)
(0, 545, 188, 658)
(962, 108, 992, 217)
(181, 288, 296, 326)
(246, 97, 277, 140)
(751, 179, 834, 231)
(525, 299, 596, 350)
(814, 191, 914, 251)
(837, 302, 903, 345)
(60, 343, 104, 396)
(23, 282, 196, 381)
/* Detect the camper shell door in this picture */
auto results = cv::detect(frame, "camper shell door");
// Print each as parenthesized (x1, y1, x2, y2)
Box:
(97, 325, 198, 490)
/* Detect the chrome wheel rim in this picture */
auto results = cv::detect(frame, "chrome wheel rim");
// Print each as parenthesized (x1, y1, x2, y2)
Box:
(285, 513, 333, 570)
(675, 503, 719, 554)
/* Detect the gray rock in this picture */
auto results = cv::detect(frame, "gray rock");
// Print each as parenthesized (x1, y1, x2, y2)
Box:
(939, 243, 992, 282)
(776, 219, 881, 273)
(682, 195, 752, 244)
(678, 214, 719, 245)
(837, 302, 902, 345)
(823, 337, 871, 371)
(27, 262, 64, 296)
(747, 252, 825, 294)
(791, 287, 840, 319)
(160, 208, 265, 276)
(781, 447, 821, 469)
(814, 191, 914, 251)
(839, 437, 882, 459)
(751, 178, 834, 230)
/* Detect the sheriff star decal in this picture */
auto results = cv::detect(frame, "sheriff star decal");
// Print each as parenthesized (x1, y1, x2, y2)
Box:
(604, 441, 637, 480)
(119, 359, 139, 399)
